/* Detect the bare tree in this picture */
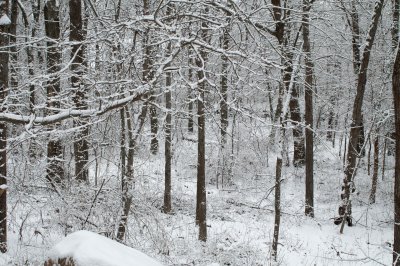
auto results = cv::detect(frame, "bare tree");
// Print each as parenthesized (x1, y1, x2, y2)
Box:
(70, 0, 89, 182)
(335, 0, 384, 231)
(195, 7, 209, 242)
(392, 34, 400, 266)
(303, 0, 315, 217)
(0, 0, 9, 254)
(45, 0, 64, 185)
(369, 132, 379, 204)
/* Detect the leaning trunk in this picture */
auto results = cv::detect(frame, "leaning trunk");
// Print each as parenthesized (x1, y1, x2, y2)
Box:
(337, 0, 384, 230)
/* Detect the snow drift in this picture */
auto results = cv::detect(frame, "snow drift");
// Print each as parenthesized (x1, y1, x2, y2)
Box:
(46, 230, 163, 266)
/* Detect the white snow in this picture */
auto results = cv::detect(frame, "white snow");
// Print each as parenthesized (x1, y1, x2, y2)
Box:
(0, 14, 11, 26)
(47, 230, 163, 266)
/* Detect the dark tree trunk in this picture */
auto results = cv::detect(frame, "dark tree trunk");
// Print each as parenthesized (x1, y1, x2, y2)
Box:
(163, 21, 173, 213)
(382, 138, 387, 180)
(303, 0, 314, 217)
(392, 34, 400, 266)
(350, 0, 361, 74)
(337, 0, 384, 230)
(356, 117, 365, 157)
(291, 85, 305, 167)
(369, 134, 379, 204)
(271, 157, 282, 261)
(143, 0, 158, 155)
(368, 135, 372, 175)
(393, 0, 400, 50)
(220, 28, 229, 147)
(70, 0, 89, 182)
(0, 0, 9, 253)
(9, 0, 17, 90)
(45, 0, 64, 185)
(117, 106, 134, 242)
(195, 12, 209, 242)
(187, 57, 194, 133)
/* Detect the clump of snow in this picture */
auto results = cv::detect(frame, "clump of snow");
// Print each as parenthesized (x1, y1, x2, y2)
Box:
(47, 230, 163, 266)
(0, 184, 7, 190)
(0, 14, 11, 25)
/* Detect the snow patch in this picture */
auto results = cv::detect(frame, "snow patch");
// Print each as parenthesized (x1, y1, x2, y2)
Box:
(48, 230, 163, 266)
(0, 14, 11, 25)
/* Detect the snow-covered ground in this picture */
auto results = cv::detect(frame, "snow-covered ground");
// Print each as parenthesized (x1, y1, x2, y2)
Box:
(0, 121, 394, 265)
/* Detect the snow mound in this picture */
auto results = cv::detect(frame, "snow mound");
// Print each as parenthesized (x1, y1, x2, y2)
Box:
(48, 230, 163, 266)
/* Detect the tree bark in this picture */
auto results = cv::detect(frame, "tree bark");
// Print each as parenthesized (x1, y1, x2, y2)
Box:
(369, 134, 379, 204)
(337, 0, 384, 229)
(271, 157, 282, 261)
(195, 10, 209, 242)
(70, 0, 89, 182)
(303, 0, 314, 217)
(392, 36, 400, 266)
(163, 12, 173, 213)
(393, 0, 400, 50)
(45, 0, 64, 185)
(187, 56, 194, 133)
(0, 0, 9, 253)
(143, 0, 158, 155)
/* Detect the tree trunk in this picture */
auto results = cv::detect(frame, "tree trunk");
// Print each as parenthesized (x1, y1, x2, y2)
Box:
(291, 84, 305, 167)
(143, 0, 158, 155)
(9, 0, 17, 90)
(271, 157, 282, 261)
(117, 107, 134, 241)
(218, 19, 230, 187)
(195, 11, 209, 242)
(188, 56, 194, 133)
(382, 138, 387, 180)
(70, 0, 89, 182)
(369, 134, 379, 204)
(163, 21, 173, 213)
(0, 0, 9, 253)
(337, 0, 384, 229)
(393, 0, 400, 50)
(45, 0, 64, 185)
(303, 0, 314, 217)
(392, 35, 400, 266)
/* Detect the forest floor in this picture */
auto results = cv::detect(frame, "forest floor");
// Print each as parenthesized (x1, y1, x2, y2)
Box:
(0, 123, 394, 265)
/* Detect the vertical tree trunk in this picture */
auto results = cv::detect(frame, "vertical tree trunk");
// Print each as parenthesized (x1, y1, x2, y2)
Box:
(142, 0, 158, 155)
(0, 0, 9, 253)
(393, 0, 400, 50)
(291, 85, 305, 167)
(303, 0, 314, 217)
(9, 0, 17, 90)
(70, 0, 89, 182)
(45, 0, 64, 185)
(369, 134, 379, 204)
(117, 108, 127, 241)
(271, 157, 282, 261)
(368, 135, 372, 175)
(382, 138, 387, 180)
(188, 56, 194, 133)
(220, 27, 229, 148)
(163, 10, 173, 212)
(337, 0, 384, 229)
(218, 19, 230, 187)
(117, 106, 135, 242)
(195, 10, 209, 242)
(392, 36, 400, 266)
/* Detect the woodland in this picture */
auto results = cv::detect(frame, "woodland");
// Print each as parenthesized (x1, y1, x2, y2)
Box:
(0, 0, 398, 265)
